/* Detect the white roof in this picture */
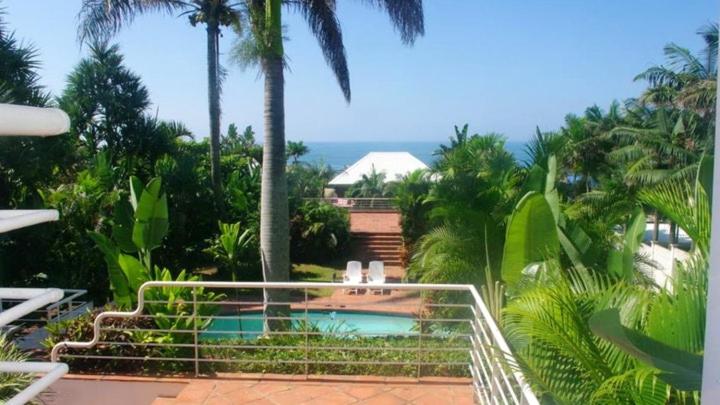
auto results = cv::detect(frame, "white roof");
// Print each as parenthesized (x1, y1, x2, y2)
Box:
(328, 152, 429, 186)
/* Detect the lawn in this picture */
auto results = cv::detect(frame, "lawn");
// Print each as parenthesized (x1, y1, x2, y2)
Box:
(291, 262, 344, 297)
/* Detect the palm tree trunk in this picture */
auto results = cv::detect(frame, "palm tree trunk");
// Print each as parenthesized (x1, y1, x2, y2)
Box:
(207, 20, 223, 204)
(260, 0, 290, 330)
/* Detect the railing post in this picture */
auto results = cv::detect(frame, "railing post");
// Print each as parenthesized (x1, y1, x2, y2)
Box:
(489, 329, 499, 401)
(304, 287, 309, 377)
(416, 295, 423, 378)
(192, 286, 199, 377)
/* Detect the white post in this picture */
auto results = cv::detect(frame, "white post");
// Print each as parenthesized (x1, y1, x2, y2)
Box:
(701, 36, 720, 400)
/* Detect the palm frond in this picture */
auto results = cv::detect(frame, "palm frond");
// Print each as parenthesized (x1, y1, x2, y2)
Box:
(663, 43, 708, 79)
(294, 0, 350, 101)
(78, 0, 189, 43)
(639, 179, 710, 255)
(360, 0, 424, 44)
(698, 22, 718, 75)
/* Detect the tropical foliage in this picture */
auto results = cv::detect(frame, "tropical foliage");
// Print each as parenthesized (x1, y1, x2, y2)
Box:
(401, 25, 717, 403)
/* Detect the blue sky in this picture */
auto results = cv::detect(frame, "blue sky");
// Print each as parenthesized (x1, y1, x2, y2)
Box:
(4, 1, 718, 142)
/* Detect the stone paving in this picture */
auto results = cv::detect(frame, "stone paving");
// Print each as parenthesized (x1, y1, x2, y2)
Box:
(150, 376, 474, 405)
(349, 212, 401, 234)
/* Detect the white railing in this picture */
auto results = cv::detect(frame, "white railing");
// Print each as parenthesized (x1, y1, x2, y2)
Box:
(51, 281, 538, 405)
(0, 103, 71, 404)
(0, 288, 68, 405)
(304, 197, 396, 210)
(0, 289, 91, 325)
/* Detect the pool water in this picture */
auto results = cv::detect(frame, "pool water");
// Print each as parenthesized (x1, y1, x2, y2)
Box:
(202, 310, 416, 340)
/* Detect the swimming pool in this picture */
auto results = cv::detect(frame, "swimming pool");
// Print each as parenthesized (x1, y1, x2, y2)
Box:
(202, 310, 416, 340)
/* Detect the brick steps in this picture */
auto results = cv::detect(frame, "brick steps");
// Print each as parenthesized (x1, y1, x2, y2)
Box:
(351, 231, 403, 267)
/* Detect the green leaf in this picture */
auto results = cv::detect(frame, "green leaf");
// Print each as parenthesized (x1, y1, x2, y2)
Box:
(697, 153, 713, 204)
(111, 200, 137, 253)
(608, 208, 645, 279)
(129, 175, 144, 211)
(89, 232, 132, 308)
(118, 253, 150, 294)
(501, 192, 560, 285)
(132, 177, 169, 251)
(623, 208, 646, 269)
(590, 308, 703, 391)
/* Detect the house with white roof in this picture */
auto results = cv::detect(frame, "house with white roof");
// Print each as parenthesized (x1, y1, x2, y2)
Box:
(327, 152, 429, 196)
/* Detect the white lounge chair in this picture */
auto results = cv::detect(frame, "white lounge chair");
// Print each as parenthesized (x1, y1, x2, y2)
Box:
(343, 261, 363, 294)
(367, 261, 386, 294)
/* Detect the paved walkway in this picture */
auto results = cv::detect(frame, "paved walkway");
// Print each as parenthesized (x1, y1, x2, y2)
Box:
(151, 377, 474, 405)
(350, 212, 401, 234)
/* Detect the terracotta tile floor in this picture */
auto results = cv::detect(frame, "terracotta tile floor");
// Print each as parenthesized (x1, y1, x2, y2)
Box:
(151, 378, 474, 405)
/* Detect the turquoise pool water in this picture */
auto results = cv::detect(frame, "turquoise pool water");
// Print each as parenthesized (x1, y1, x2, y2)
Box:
(202, 310, 416, 340)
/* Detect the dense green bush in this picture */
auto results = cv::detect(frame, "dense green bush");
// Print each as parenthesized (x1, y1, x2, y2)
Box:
(45, 315, 470, 378)
(290, 201, 350, 262)
(0, 334, 33, 402)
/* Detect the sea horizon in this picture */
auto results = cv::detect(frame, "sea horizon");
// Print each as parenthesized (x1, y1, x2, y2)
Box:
(299, 141, 529, 170)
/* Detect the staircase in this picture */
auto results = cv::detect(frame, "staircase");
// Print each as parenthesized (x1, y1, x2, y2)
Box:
(351, 232, 403, 267)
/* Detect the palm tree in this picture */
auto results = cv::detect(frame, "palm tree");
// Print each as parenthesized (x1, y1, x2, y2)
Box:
(286, 140, 309, 163)
(560, 102, 622, 195)
(77, 0, 243, 202)
(635, 23, 718, 118)
(0, 9, 49, 106)
(239, 0, 424, 300)
(348, 167, 389, 198)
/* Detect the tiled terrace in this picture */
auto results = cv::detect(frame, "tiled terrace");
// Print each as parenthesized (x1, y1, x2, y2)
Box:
(153, 376, 474, 405)
(43, 375, 473, 405)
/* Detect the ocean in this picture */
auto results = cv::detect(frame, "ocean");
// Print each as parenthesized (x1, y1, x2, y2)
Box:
(300, 141, 528, 170)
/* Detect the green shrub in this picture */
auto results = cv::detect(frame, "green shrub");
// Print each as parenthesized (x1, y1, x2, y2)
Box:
(45, 315, 470, 378)
(0, 334, 33, 402)
(290, 201, 350, 262)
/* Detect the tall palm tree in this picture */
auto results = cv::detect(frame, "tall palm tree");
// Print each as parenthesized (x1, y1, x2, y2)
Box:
(241, 0, 424, 299)
(635, 23, 718, 118)
(77, 0, 242, 202)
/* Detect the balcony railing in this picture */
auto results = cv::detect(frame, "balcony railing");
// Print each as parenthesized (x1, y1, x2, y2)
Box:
(304, 197, 396, 211)
(0, 288, 68, 405)
(51, 281, 539, 405)
(0, 289, 91, 325)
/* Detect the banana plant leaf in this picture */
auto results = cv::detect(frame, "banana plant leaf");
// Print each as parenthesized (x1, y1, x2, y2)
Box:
(590, 308, 702, 391)
(111, 200, 137, 253)
(118, 253, 150, 296)
(607, 207, 645, 279)
(501, 191, 559, 286)
(89, 231, 132, 308)
(129, 175, 144, 211)
(132, 177, 169, 252)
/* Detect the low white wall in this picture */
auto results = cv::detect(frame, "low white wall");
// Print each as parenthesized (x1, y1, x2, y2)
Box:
(639, 241, 690, 289)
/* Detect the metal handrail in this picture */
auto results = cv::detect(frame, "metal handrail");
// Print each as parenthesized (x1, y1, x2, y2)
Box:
(52, 281, 539, 405)
(303, 197, 396, 210)
(0, 288, 68, 405)
(1, 289, 91, 324)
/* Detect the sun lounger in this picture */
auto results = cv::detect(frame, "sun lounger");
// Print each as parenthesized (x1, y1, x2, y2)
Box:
(367, 261, 386, 294)
(343, 261, 363, 294)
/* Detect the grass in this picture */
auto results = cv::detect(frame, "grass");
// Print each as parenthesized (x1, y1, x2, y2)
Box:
(291, 263, 343, 297)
